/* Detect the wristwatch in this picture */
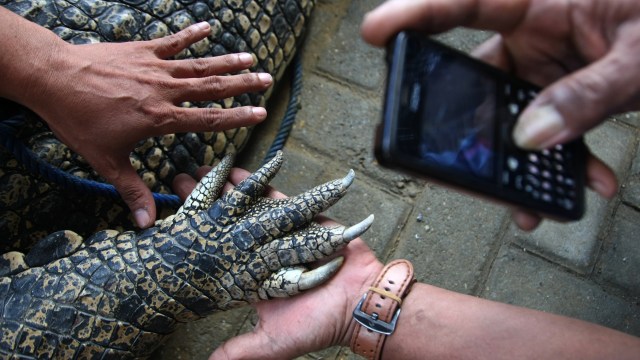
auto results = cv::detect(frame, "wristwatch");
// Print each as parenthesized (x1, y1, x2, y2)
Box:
(350, 259, 415, 360)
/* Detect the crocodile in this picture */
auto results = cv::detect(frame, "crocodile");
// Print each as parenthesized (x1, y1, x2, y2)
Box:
(0, 151, 374, 358)
(0, 0, 316, 249)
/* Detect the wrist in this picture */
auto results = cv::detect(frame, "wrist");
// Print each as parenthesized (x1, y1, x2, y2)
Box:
(348, 259, 416, 360)
(341, 261, 384, 347)
(0, 8, 71, 107)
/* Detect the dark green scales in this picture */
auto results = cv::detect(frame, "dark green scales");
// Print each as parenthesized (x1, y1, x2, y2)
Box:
(0, 0, 376, 358)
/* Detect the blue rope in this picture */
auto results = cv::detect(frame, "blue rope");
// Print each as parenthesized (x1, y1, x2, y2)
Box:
(0, 55, 304, 208)
(262, 54, 303, 166)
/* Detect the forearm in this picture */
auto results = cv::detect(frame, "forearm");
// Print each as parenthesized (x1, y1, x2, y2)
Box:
(381, 283, 640, 359)
(0, 7, 68, 105)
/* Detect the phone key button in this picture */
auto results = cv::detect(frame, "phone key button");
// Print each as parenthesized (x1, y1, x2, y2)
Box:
(509, 103, 519, 116)
(525, 175, 540, 188)
(542, 193, 553, 203)
(507, 156, 519, 171)
(554, 152, 564, 162)
(561, 198, 575, 210)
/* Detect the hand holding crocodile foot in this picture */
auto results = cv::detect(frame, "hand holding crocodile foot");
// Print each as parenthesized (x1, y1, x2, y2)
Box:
(0, 151, 373, 358)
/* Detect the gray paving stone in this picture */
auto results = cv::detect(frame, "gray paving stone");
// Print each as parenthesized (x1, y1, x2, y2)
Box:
(434, 28, 494, 53)
(509, 121, 636, 274)
(622, 140, 640, 209)
(484, 246, 640, 336)
(292, 73, 378, 156)
(392, 184, 507, 294)
(597, 204, 640, 295)
(316, 0, 385, 89)
(321, 176, 412, 258)
(292, 73, 427, 198)
(616, 112, 640, 129)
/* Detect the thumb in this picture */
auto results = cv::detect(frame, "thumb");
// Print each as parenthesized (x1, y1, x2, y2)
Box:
(102, 160, 157, 229)
(152, 21, 211, 59)
(513, 50, 640, 149)
(209, 330, 285, 360)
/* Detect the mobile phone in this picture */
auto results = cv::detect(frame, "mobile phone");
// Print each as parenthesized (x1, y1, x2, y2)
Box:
(374, 31, 586, 220)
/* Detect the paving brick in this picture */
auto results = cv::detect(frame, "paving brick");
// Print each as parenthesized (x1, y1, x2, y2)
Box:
(322, 177, 413, 257)
(597, 204, 640, 295)
(434, 28, 494, 52)
(316, 0, 385, 89)
(616, 112, 640, 129)
(392, 185, 507, 294)
(622, 138, 640, 209)
(291, 73, 427, 198)
(509, 121, 636, 274)
(484, 246, 640, 336)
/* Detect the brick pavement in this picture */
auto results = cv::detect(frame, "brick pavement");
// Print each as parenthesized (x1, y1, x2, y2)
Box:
(155, 0, 640, 358)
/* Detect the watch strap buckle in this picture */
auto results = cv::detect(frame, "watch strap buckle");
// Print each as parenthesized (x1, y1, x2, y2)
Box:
(353, 292, 401, 335)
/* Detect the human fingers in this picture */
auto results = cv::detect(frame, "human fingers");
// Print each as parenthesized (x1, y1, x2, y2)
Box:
(361, 0, 528, 47)
(584, 151, 618, 199)
(209, 324, 300, 360)
(228, 167, 286, 199)
(173, 72, 272, 103)
(513, 49, 640, 150)
(172, 173, 199, 201)
(512, 209, 543, 231)
(169, 52, 256, 78)
(470, 34, 514, 72)
(151, 21, 212, 59)
(96, 158, 157, 228)
(149, 105, 267, 135)
(173, 166, 286, 201)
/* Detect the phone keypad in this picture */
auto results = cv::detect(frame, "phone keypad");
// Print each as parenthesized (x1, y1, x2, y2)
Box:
(501, 85, 579, 211)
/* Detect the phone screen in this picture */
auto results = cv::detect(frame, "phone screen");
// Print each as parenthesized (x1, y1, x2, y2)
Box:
(395, 38, 499, 180)
(378, 32, 586, 220)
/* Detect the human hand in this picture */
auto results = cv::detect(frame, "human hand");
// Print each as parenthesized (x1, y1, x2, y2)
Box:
(18, 21, 272, 228)
(361, 0, 640, 229)
(173, 167, 384, 360)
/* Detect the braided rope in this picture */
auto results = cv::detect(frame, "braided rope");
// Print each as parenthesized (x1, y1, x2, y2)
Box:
(262, 54, 303, 166)
(0, 55, 304, 208)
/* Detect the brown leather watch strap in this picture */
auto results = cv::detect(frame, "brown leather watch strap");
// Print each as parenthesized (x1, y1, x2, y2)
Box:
(350, 259, 415, 360)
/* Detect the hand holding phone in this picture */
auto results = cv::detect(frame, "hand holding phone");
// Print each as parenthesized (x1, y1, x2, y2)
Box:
(375, 31, 587, 221)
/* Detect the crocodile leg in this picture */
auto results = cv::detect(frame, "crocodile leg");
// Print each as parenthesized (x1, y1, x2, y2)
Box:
(0, 151, 373, 358)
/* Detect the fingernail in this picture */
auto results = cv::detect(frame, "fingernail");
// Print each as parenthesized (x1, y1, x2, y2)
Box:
(134, 208, 151, 228)
(513, 105, 565, 149)
(195, 21, 210, 31)
(252, 107, 267, 118)
(588, 179, 608, 197)
(258, 73, 272, 85)
(238, 53, 254, 65)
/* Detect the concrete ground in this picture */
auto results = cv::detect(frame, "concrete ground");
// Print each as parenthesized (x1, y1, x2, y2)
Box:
(155, 0, 640, 358)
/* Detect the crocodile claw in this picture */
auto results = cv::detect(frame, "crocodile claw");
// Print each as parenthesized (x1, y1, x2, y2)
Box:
(262, 214, 375, 296)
